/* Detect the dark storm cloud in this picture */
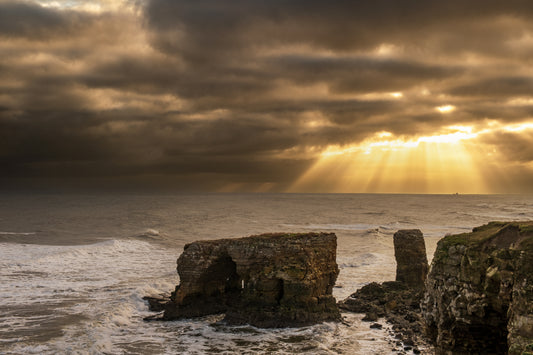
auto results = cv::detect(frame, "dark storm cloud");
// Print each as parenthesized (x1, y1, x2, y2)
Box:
(0, 107, 312, 184)
(1, 0, 533, 191)
(449, 77, 533, 98)
(0, 110, 110, 166)
(80, 56, 185, 93)
(0, 1, 90, 39)
(461, 103, 533, 122)
(144, 0, 533, 55)
(268, 56, 461, 94)
(480, 130, 533, 164)
(478, 130, 533, 193)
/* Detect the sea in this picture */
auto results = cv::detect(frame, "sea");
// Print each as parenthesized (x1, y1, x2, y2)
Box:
(1, 193, 532, 354)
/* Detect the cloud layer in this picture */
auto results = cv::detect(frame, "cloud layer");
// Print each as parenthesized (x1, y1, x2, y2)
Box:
(1, 0, 533, 192)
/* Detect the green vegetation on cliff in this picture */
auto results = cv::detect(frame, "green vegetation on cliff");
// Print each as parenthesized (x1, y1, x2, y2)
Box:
(433, 221, 533, 263)
(424, 221, 533, 355)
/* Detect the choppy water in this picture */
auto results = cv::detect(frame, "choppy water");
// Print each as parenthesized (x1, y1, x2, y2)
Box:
(1, 193, 532, 354)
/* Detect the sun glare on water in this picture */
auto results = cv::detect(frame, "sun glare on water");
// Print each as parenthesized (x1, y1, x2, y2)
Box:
(290, 126, 489, 194)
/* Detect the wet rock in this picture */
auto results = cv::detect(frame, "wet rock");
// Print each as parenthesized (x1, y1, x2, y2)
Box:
(143, 295, 169, 312)
(403, 335, 414, 346)
(362, 311, 378, 322)
(422, 221, 533, 355)
(339, 279, 426, 348)
(370, 323, 383, 329)
(157, 232, 340, 327)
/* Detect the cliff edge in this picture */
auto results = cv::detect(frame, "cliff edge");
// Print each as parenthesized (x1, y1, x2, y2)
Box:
(422, 221, 533, 355)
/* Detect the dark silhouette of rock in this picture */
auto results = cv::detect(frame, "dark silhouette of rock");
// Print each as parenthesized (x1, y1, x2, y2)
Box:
(370, 323, 383, 329)
(156, 232, 340, 327)
(143, 295, 169, 312)
(422, 221, 533, 355)
(393, 229, 428, 289)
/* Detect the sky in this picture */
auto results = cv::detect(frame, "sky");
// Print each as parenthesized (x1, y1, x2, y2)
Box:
(1, 0, 533, 194)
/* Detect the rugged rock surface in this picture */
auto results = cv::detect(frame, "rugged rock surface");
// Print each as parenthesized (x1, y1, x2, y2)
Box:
(422, 221, 533, 355)
(160, 232, 340, 327)
(394, 229, 428, 289)
(339, 229, 429, 350)
(339, 281, 426, 348)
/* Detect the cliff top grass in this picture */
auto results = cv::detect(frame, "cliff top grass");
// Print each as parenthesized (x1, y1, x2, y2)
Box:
(433, 221, 533, 262)
(183, 232, 335, 250)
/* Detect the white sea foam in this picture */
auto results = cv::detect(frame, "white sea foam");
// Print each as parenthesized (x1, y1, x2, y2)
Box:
(0, 239, 178, 353)
(133, 228, 165, 240)
(0, 231, 36, 235)
(0, 237, 402, 354)
(335, 252, 396, 300)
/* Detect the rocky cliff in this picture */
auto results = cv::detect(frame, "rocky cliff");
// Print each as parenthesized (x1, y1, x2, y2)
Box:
(162, 232, 340, 327)
(422, 221, 533, 355)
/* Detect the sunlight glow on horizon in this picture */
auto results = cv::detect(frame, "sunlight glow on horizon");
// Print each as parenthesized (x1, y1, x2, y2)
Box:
(321, 126, 478, 157)
(289, 122, 533, 194)
(291, 141, 487, 194)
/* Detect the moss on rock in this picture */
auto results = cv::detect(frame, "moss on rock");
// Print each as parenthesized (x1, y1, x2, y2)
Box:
(422, 221, 533, 355)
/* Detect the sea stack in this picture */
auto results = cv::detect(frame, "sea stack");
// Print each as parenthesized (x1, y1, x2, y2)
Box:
(338, 229, 430, 349)
(162, 232, 340, 327)
(393, 229, 429, 289)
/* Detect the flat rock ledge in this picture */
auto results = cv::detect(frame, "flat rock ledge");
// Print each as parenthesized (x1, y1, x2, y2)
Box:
(146, 232, 340, 328)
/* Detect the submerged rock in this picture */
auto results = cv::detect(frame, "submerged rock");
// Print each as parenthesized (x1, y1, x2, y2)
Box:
(159, 232, 340, 327)
(422, 221, 533, 355)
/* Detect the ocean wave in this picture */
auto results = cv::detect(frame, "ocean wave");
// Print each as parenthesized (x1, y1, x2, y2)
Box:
(0, 239, 178, 303)
(132, 228, 165, 240)
(362, 211, 386, 216)
(279, 221, 475, 239)
(0, 238, 180, 354)
(0, 231, 36, 235)
(279, 223, 400, 233)
(337, 253, 380, 268)
(279, 223, 374, 231)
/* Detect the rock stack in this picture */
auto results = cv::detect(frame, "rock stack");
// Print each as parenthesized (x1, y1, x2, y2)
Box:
(394, 229, 428, 289)
(339, 229, 429, 350)
(159, 232, 340, 327)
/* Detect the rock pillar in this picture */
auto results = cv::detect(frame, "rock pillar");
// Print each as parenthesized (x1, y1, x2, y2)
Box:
(393, 229, 428, 289)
